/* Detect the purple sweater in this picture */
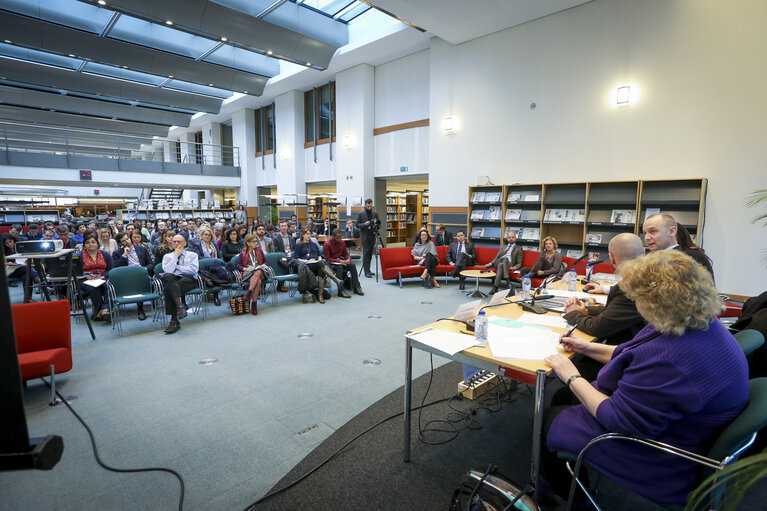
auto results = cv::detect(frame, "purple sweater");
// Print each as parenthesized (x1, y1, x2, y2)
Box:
(547, 320, 748, 504)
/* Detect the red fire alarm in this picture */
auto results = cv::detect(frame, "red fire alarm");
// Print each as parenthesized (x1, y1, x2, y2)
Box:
(94, 189, 100, 195)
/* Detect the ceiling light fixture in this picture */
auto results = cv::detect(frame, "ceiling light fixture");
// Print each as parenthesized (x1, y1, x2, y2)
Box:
(305, 62, 311, 66)
(3, 40, 11, 44)
(165, 20, 173, 25)
(266, 50, 273, 55)
(97, 0, 106, 5)
(220, 37, 228, 42)
(68, 54, 76, 58)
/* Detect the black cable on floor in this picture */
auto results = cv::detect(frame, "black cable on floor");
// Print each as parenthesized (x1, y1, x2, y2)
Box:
(418, 354, 461, 445)
(241, 382, 453, 510)
(44, 379, 185, 511)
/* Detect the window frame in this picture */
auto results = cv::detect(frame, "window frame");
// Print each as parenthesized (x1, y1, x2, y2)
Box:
(304, 81, 336, 148)
(254, 103, 275, 157)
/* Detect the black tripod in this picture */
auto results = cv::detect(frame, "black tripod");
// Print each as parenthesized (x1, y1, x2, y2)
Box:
(372, 229, 385, 283)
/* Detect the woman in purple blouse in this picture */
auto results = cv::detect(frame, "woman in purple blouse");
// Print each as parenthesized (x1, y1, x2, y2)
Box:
(542, 250, 748, 505)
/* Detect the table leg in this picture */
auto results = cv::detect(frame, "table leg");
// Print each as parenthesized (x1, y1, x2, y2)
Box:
(531, 369, 546, 495)
(68, 254, 95, 340)
(33, 260, 51, 301)
(404, 335, 413, 462)
(23, 259, 33, 303)
(468, 276, 487, 298)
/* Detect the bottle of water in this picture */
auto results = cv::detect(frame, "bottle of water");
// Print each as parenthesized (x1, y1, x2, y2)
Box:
(474, 310, 488, 343)
(568, 270, 577, 292)
(522, 275, 532, 300)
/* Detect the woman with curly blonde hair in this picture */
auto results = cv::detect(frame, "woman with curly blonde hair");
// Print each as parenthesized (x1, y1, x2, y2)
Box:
(540, 250, 748, 506)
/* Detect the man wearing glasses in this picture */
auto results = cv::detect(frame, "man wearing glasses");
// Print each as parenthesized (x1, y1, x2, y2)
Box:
(161, 235, 199, 334)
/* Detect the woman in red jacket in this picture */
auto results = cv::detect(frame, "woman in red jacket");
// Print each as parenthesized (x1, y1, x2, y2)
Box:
(236, 233, 266, 315)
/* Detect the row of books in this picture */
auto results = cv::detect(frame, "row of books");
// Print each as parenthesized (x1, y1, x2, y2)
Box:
(505, 209, 541, 221)
(544, 208, 585, 222)
(507, 192, 540, 203)
(470, 226, 503, 238)
(470, 206, 502, 221)
(470, 191, 502, 203)
(505, 226, 540, 240)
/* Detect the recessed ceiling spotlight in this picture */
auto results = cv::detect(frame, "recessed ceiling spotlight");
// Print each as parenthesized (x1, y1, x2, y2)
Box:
(168, 75, 174, 78)
(208, 83, 213, 86)
(68, 53, 76, 57)
(266, 50, 273, 55)
(3, 40, 11, 44)
(221, 37, 228, 42)
(243, 90, 248, 94)
(305, 62, 311, 66)
(97, 0, 106, 5)
(122, 65, 128, 69)
(165, 20, 173, 25)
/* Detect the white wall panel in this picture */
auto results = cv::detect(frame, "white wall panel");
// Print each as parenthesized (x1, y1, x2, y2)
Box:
(374, 50, 429, 128)
(374, 126, 429, 177)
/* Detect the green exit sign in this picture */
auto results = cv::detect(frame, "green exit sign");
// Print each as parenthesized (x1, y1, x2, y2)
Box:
(400, 166, 408, 172)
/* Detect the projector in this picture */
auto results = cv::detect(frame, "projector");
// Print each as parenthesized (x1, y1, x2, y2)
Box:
(16, 240, 64, 254)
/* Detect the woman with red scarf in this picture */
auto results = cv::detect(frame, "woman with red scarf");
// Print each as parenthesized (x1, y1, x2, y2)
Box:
(236, 233, 266, 315)
(77, 234, 114, 322)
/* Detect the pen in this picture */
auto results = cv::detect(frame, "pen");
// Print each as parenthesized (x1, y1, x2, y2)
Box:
(562, 324, 578, 338)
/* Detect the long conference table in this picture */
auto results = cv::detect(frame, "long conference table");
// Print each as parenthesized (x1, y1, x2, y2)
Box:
(403, 284, 600, 497)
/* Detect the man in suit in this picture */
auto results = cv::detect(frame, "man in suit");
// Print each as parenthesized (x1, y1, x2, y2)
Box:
(273, 221, 296, 256)
(317, 218, 336, 237)
(447, 230, 477, 290)
(254, 223, 273, 254)
(290, 214, 302, 232)
(642, 213, 714, 279)
(433, 224, 453, 246)
(113, 231, 155, 321)
(485, 230, 524, 294)
(356, 199, 381, 278)
(344, 219, 359, 238)
(560, 232, 646, 382)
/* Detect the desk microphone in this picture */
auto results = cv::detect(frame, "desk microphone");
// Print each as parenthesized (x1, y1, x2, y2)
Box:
(515, 293, 554, 315)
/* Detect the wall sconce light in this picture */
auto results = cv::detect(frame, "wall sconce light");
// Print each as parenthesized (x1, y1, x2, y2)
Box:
(616, 85, 630, 105)
(343, 134, 355, 150)
(612, 83, 639, 106)
(280, 145, 290, 160)
(443, 115, 457, 134)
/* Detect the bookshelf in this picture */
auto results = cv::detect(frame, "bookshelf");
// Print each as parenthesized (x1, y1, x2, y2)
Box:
(118, 208, 233, 224)
(466, 179, 708, 255)
(421, 192, 429, 228)
(307, 194, 339, 224)
(385, 192, 408, 244)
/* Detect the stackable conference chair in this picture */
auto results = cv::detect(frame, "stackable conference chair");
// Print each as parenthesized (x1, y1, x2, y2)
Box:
(152, 262, 207, 320)
(106, 266, 161, 336)
(12, 300, 73, 406)
(264, 252, 299, 304)
(558, 377, 767, 511)
(734, 330, 765, 357)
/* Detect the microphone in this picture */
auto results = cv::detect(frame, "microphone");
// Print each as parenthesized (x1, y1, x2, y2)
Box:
(586, 258, 605, 266)
(516, 293, 554, 315)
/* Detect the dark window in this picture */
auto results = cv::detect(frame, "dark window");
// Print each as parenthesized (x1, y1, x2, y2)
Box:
(304, 82, 335, 147)
(255, 103, 275, 156)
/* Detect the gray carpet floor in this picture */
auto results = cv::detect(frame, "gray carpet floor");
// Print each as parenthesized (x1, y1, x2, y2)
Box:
(1, 267, 470, 511)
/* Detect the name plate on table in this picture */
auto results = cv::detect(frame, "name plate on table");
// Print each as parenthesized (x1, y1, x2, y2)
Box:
(16, 240, 63, 254)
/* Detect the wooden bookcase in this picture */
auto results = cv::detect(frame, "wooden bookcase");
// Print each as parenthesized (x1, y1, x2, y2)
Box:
(467, 179, 708, 253)
(385, 191, 427, 245)
(119, 208, 233, 224)
(307, 195, 339, 224)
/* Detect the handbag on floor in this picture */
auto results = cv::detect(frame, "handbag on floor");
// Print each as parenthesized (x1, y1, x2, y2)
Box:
(450, 464, 538, 511)
(228, 296, 250, 315)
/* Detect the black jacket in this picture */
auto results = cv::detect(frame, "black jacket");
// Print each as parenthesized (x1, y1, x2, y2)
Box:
(563, 283, 645, 343)
(112, 244, 153, 270)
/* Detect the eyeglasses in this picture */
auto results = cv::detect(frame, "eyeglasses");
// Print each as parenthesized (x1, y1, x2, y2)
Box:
(172, 240, 185, 244)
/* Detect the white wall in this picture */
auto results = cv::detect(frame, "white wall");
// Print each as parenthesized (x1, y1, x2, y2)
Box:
(303, 143, 336, 183)
(374, 50, 430, 128)
(374, 126, 429, 177)
(428, 0, 767, 294)
(336, 64, 375, 201)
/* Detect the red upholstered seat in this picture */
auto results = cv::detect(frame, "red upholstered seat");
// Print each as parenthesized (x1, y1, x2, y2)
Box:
(589, 262, 614, 275)
(379, 246, 422, 281)
(12, 300, 72, 381)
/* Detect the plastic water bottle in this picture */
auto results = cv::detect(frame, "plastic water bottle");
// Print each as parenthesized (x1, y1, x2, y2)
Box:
(522, 274, 532, 300)
(568, 270, 577, 292)
(474, 311, 488, 343)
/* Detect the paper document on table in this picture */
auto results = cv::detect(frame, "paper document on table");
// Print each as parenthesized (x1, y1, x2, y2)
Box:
(408, 327, 480, 356)
(486, 317, 560, 360)
(518, 313, 569, 329)
(83, 278, 106, 288)
(546, 289, 608, 305)
(487, 289, 512, 307)
(454, 299, 482, 321)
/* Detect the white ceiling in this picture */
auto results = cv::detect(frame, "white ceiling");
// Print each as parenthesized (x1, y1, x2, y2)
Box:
(372, 0, 593, 45)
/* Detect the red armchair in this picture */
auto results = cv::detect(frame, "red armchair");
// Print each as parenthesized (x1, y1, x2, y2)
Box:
(12, 300, 73, 405)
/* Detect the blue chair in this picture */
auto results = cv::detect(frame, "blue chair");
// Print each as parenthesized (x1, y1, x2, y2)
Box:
(734, 330, 765, 357)
(262, 252, 297, 305)
(106, 266, 161, 336)
(153, 262, 207, 320)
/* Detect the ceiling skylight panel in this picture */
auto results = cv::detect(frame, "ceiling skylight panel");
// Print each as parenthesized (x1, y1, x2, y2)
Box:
(202, 44, 276, 77)
(0, 0, 113, 33)
(0, 43, 80, 70)
(107, 15, 214, 59)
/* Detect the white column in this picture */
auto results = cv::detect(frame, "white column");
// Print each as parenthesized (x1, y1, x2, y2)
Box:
(201, 122, 222, 165)
(231, 109, 257, 207)
(275, 91, 307, 204)
(179, 132, 196, 164)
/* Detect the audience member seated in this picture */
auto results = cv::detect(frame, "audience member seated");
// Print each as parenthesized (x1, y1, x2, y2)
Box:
(316, 218, 336, 237)
(272, 221, 296, 256)
(541, 250, 748, 506)
(161, 235, 199, 334)
(78, 234, 113, 323)
(153, 230, 176, 262)
(676, 221, 715, 276)
(42, 228, 55, 240)
(3, 233, 40, 287)
(98, 228, 118, 253)
(485, 230, 523, 294)
(343, 219, 359, 239)
(151, 220, 167, 245)
(294, 228, 344, 303)
(253, 223, 273, 254)
(9, 224, 22, 238)
(221, 228, 242, 262)
(304, 218, 316, 235)
(559, 233, 646, 384)
(322, 228, 360, 297)
(130, 230, 154, 260)
(521, 236, 562, 278)
(447, 230, 476, 290)
(433, 224, 453, 246)
(288, 221, 299, 239)
(186, 221, 198, 241)
(290, 214, 302, 231)
(642, 213, 714, 279)
(237, 225, 248, 242)
(112, 231, 153, 321)
(412, 224, 429, 246)
(72, 223, 87, 244)
(55, 225, 77, 249)
(237, 234, 266, 315)
(412, 231, 440, 289)
(21, 223, 42, 241)
(190, 226, 220, 260)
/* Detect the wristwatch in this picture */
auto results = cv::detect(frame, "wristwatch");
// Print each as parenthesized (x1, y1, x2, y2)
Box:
(566, 374, 584, 388)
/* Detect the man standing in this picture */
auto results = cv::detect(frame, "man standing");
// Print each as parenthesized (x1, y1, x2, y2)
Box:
(447, 230, 477, 290)
(433, 224, 453, 246)
(356, 199, 380, 278)
(113, 231, 154, 321)
(161, 235, 199, 334)
(254, 223, 273, 254)
(322, 228, 363, 297)
(234, 205, 247, 225)
(485, 230, 524, 294)
(642, 213, 714, 278)
(344, 219, 359, 238)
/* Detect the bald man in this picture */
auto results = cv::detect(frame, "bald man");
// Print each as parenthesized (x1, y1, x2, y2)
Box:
(160, 235, 199, 334)
(642, 213, 714, 279)
(563, 233, 646, 345)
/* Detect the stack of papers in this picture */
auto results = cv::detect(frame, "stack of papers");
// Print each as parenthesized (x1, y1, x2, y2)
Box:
(407, 327, 480, 356)
(486, 317, 561, 360)
(546, 289, 608, 305)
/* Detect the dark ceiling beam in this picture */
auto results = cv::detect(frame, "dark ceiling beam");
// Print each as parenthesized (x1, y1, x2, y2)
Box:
(80, 0, 339, 69)
(0, 58, 222, 113)
(0, 85, 192, 127)
(0, 11, 272, 95)
(0, 105, 170, 137)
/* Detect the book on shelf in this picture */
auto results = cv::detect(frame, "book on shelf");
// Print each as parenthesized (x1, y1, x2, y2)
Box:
(507, 192, 522, 203)
(487, 206, 501, 220)
(471, 227, 485, 238)
(587, 251, 601, 262)
(585, 233, 603, 244)
(505, 226, 523, 237)
(520, 227, 540, 240)
(564, 209, 585, 222)
(545, 208, 565, 221)
(470, 209, 487, 220)
(520, 210, 539, 221)
(471, 192, 484, 203)
(485, 192, 501, 203)
(610, 209, 636, 223)
(524, 194, 540, 202)
(566, 249, 583, 258)
(505, 208, 522, 220)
